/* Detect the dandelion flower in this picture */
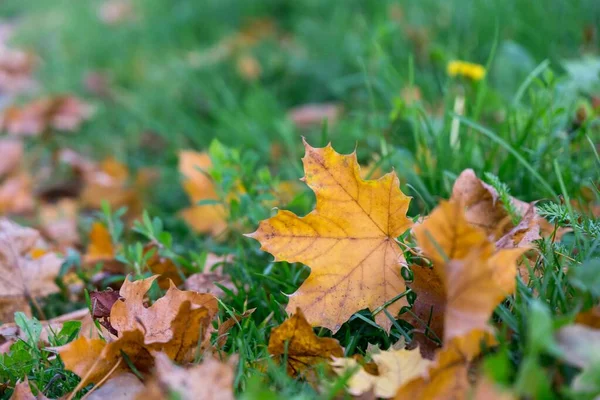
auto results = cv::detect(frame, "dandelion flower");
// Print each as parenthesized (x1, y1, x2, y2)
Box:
(447, 60, 486, 81)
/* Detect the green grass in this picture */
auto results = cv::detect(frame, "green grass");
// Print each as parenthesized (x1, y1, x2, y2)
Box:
(1, 0, 600, 398)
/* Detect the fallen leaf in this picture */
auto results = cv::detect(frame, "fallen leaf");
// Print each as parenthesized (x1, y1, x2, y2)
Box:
(86, 372, 144, 400)
(236, 54, 261, 80)
(332, 346, 431, 398)
(287, 103, 343, 129)
(0, 173, 35, 215)
(268, 308, 344, 377)
(110, 275, 218, 345)
(556, 324, 600, 369)
(0, 218, 62, 322)
(10, 378, 48, 400)
(38, 198, 79, 248)
(408, 201, 527, 353)
(575, 306, 600, 329)
(395, 330, 495, 399)
(248, 140, 413, 332)
(80, 158, 142, 219)
(178, 150, 227, 236)
(0, 48, 36, 96)
(0, 138, 23, 178)
(84, 221, 123, 273)
(451, 169, 560, 243)
(2, 95, 93, 137)
(138, 352, 236, 400)
(91, 289, 121, 335)
(58, 278, 218, 390)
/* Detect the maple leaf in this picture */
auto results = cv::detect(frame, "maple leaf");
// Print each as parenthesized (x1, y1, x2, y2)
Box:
(179, 150, 227, 236)
(38, 198, 79, 249)
(138, 352, 236, 400)
(184, 253, 235, 297)
(408, 201, 527, 353)
(268, 308, 344, 378)
(58, 276, 219, 390)
(248, 140, 412, 332)
(451, 169, 561, 245)
(332, 346, 431, 398)
(0, 219, 62, 323)
(395, 330, 496, 399)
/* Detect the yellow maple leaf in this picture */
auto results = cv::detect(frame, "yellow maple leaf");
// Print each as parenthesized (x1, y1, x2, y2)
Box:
(248, 140, 412, 332)
(332, 346, 431, 398)
(268, 308, 344, 378)
(408, 201, 527, 350)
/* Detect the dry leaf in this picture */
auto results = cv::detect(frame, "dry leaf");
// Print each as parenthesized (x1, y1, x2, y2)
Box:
(451, 169, 560, 243)
(332, 346, 431, 398)
(137, 352, 236, 400)
(268, 308, 344, 377)
(10, 378, 48, 400)
(184, 253, 234, 297)
(0, 48, 36, 95)
(80, 158, 142, 219)
(0, 173, 35, 215)
(408, 201, 527, 353)
(58, 277, 219, 389)
(0, 138, 23, 178)
(86, 372, 144, 400)
(110, 275, 218, 345)
(575, 306, 600, 329)
(395, 330, 495, 399)
(556, 324, 600, 369)
(179, 150, 227, 236)
(0, 219, 62, 322)
(38, 198, 79, 248)
(287, 103, 343, 129)
(3, 96, 93, 137)
(84, 221, 123, 273)
(248, 140, 412, 332)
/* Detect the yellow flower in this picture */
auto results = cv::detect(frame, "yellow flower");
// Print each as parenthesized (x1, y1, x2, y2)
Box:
(447, 60, 486, 81)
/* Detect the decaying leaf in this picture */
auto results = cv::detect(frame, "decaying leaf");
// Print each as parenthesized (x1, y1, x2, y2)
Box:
(408, 201, 527, 353)
(2, 95, 93, 137)
(248, 140, 413, 332)
(58, 276, 219, 390)
(268, 308, 344, 377)
(38, 198, 79, 249)
(287, 103, 343, 129)
(79, 157, 143, 219)
(86, 372, 145, 400)
(138, 352, 236, 400)
(10, 378, 49, 400)
(0, 218, 62, 322)
(179, 150, 227, 236)
(395, 330, 495, 399)
(332, 346, 431, 398)
(450, 169, 559, 245)
(0, 172, 35, 215)
(184, 253, 234, 297)
(0, 138, 23, 178)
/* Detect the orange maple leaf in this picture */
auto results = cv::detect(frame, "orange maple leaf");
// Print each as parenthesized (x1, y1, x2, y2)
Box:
(408, 201, 527, 354)
(248, 139, 412, 332)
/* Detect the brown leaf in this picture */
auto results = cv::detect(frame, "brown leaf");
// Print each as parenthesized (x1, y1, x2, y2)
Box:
(91, 289, 121, 335)
(10, 378, 48, 400)
(268, 308, 344, 377)
(0, 138, 23, 178)
(408, 201, 527, 353)
(0, 173, 35, 215)
(83, 222, 123, 273)
(395, 330, 495, 399)
(556, 324, 600, 369)
(86, 372, 144, 400)
(3, 96, 93, 137)
(38, 198, 79, 248)
(145, 244, 184, 289)
(0, 219, 62, 322)
(137, 352, 236, 400)
(287, 103, 343, 129)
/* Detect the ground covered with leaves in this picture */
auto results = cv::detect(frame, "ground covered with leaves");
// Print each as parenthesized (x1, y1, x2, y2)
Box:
(1, 0, 600, 399)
